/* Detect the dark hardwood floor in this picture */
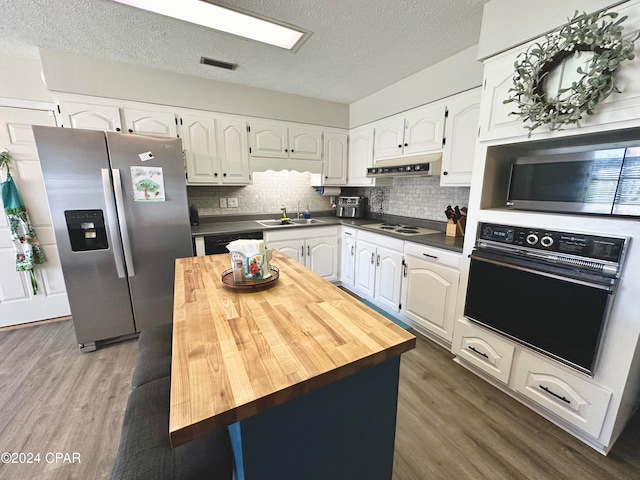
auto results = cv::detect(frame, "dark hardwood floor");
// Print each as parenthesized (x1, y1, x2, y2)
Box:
(1, 319, 639, 479)
(394, 333, 640, 480)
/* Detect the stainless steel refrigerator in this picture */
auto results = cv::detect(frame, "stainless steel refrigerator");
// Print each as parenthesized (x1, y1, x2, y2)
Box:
(33, 126, 193, 352)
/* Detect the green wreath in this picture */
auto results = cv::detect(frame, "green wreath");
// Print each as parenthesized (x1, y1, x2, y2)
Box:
(504, 9, 637, 136)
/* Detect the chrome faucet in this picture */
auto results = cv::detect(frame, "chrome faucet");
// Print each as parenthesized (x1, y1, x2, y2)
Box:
(296, 198, 303, 219)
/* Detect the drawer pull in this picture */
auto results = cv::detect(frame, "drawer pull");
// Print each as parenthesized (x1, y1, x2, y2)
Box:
(539, 385, 571, 404)
(422, 253, 438, 259)
(468, 345, 488, 358)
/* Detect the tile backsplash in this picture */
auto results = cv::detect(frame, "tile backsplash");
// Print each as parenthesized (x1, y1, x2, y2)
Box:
(343, 176, 470, 222)
(187, 171, 334, 216)
(189, 172, 470, 222)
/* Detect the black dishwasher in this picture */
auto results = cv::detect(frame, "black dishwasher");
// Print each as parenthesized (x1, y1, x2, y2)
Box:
(204, 231, 264, 255)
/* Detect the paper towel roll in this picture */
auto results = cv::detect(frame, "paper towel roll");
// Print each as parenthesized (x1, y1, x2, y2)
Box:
(315, 187, 341, 196)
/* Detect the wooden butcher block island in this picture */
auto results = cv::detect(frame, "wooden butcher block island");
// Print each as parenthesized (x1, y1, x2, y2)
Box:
(170, 250, 416, 480)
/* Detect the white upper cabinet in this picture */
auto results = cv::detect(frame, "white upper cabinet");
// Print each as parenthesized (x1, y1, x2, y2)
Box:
(121, 108, 177, 137)
(440, 87, 481, 186)
(58, 102, 123, 131)
(347, 124, 374, 186)
(321, 131, 348, 185)
(250, 121, 322, 161)
(373, 101, 446, 161)
(181, 113, 219, 184)
(478, 50, 531, 142)
(403, 102, 447, 155)
(217, 118, 251, 184)
(250, 122, 288, 158)
(373, 117, 406, 160)
(289, 126, 323, 160)
(479, 0, 640, 142)
(181, 113, 250, 186)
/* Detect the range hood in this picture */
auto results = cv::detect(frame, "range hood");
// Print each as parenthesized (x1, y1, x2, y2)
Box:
(366, 152, 442, 178)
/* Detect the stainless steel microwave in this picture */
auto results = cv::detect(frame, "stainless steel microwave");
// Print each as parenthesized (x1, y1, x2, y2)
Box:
(506, 147, 640, 216)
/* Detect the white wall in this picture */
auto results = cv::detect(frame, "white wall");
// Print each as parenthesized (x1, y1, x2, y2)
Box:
(0, 54, 54, 103)
(38, 49, 349, 128)
(349, 46, 483, 128)
(478, 0, 629, 60)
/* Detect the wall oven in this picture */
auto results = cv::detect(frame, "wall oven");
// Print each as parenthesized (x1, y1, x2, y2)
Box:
(464, 223, 628, 376)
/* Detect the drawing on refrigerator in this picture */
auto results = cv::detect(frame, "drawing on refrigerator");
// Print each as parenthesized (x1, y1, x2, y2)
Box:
(33, 126, 193, 352)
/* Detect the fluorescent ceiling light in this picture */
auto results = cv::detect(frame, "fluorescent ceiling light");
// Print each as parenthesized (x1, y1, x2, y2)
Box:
(112, 0, 308, 50)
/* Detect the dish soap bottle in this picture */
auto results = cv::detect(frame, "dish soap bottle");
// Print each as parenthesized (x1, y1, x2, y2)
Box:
(303, 206, 311, 220)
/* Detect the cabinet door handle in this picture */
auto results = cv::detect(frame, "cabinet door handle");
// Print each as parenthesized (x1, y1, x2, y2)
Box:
(422, 253, 438, 259)
(351, 245, 354, 256)
(307, 245, 310, 256)
(371, 252, 375, 264)
(404, 143, 408, 147)
(539, 385, 571, 404)
(467, 345, 488, 359)
(301, 246, 304, 258)
(397, 144, 402, 148)
(376, 254, 380, 266)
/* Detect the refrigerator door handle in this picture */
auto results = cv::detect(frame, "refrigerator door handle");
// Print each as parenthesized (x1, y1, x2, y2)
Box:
(112, 169, 136, 277)
(101, 168, 126, 279)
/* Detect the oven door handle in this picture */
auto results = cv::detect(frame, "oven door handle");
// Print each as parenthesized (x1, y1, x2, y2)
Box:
(469, 254, 615, 292)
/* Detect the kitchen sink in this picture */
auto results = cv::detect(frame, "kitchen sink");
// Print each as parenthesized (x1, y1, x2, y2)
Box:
(290, 218, 326, 225)
(255, 218, 326, 227)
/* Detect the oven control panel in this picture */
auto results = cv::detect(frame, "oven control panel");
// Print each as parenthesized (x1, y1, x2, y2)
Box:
(477, 223, 626, 263)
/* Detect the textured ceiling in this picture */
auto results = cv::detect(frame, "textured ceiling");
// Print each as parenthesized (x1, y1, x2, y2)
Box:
(0, 0, 490, 104)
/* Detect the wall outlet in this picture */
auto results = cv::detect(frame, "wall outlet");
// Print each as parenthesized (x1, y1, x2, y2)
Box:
(227, 197, 238, 208)
(219, 198, 228, 208)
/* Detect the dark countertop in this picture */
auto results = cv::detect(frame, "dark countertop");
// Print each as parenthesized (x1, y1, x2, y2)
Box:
(191, 213, 465, 253)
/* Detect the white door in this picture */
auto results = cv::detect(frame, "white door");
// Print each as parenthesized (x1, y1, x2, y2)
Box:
(440, 88, 481, 186)
(0, 106, 70, 327)
(354, 240, 376, 298)
(289, 127, 323, 161)
(340, 235, 356, 288)
(403, 102, 446, 155)
(307, 236, 338, 281)
(374, 247, 403, 312)
(401, 258, 459, 340)
(181, 113, 220, 184)
(323, 132, 348, 185)
(121, 108, 177, 137)
(267, 240, 304, 264)
(218, 119, 251, 184)
(347, 125, 374, 186)
(373, 117, 405, 160)
(250, 122, 288, 158)
(58, 101, 123, 131)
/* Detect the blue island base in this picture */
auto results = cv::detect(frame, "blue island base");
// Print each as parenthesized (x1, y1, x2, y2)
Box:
(229, 357, 401, 480)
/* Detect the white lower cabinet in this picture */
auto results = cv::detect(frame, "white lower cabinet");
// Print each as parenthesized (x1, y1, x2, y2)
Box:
(452, 318, 516, 384)
(511, 350, 612, 438)
(353, 231, 404, 312)
(400, 243, 461, 341)
(340, 227, 357, 288)
(264, 226, 339, 281)
(452, 318, 612, 439)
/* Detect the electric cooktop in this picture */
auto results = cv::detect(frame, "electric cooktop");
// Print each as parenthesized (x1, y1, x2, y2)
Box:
(362, 223, 440, 236)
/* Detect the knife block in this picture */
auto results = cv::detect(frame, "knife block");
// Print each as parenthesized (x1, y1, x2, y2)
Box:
(446, 218, 465, 237)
